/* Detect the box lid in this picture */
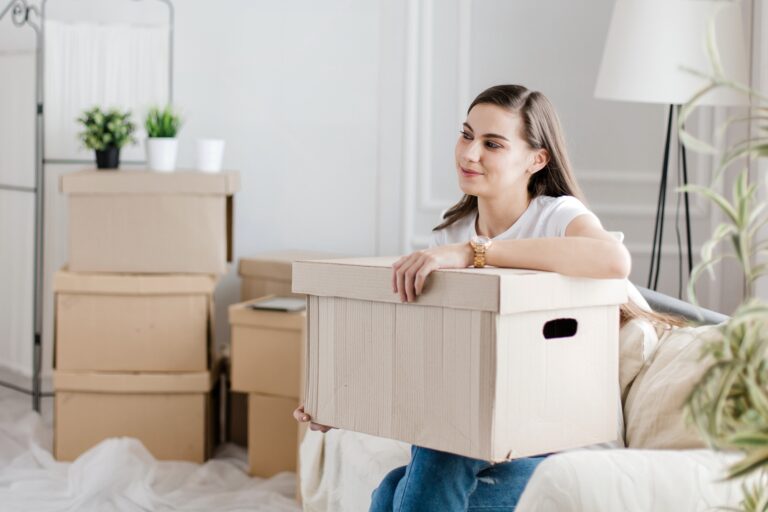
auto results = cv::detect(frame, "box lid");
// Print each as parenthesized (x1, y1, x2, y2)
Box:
(53, 370, 214, 393)
(60, 170, 240, 195)
(239, 250, 340, 281)
(292, 257, 628, 314)
(53, 269, 217, 295)
(228, 298, 306, 329)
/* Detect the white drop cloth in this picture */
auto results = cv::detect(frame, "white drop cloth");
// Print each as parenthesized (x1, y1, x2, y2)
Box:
(0, 389, 301, 512)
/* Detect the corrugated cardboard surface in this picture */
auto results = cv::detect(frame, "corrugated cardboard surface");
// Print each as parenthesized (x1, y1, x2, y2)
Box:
(53, 370, 213, 393)
(229, 300, 305, 397)
(248, 393, 299, 477)
(300, 260, 625, 461)
(227, 390, 248, 447)
(293, 257, 627, 314)
(239, 251, 339, 281)
(60, 169, 240, 195)
(53, 370, 214, 463)
(54, 271, 214, 372)
(239, 250, 339, 300)
(62, 170, 239, 275)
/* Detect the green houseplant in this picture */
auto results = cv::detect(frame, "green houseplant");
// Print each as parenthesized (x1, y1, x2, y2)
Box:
(680, 21, 768, 512)
(76, 107, 136, 170)
(145, 105, 182, 172)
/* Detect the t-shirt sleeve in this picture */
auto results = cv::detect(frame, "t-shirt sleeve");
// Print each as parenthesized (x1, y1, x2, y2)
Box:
(428, 228, 446, 248)
(550, 196, 601, 237)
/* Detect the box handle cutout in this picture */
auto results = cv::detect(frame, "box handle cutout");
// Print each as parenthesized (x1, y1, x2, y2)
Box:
(543, 318, 578, 339)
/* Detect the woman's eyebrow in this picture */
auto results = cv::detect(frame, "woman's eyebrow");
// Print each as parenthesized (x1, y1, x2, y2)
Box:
(462, 122, 509, 141)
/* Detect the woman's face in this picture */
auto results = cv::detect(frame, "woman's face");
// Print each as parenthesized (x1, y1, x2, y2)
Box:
(454, 103, 541, 200)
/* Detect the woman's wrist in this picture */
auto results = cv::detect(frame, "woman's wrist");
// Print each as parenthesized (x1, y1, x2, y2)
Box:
(462, 241, 475, 267)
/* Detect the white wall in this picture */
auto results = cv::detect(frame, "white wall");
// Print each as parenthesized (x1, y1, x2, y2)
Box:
(1, 0, 763, 391)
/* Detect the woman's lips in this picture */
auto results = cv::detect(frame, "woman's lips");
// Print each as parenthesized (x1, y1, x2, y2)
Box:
(460, 166, 483, 177)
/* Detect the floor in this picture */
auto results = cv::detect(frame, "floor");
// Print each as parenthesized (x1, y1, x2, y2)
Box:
(0, 386, 302, 512)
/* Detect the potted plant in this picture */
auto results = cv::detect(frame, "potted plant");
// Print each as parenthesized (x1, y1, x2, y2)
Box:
(680, 28, 768, 511)
(145, 105, 182, 172)
(77, 107, 136, 170)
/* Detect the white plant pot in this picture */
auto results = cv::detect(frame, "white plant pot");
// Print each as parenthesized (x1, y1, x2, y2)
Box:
(146, 138, 178, 172)
(196, 138, 225, 173)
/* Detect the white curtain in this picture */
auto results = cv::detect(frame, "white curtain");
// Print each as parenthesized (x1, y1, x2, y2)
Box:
(44, 20, 169, 161)
(0, 51, 35, 380)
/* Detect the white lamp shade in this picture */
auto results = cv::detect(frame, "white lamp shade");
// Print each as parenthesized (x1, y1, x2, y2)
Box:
(595, 0, 749, 106)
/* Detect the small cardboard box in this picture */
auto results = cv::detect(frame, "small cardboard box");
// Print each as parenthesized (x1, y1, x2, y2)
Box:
(239, 251, 337, 300)
(53, 370, 215, 463)
(228, 298, 305, 397)
(61, 170, 239, 275)
(248, 393, 299, 477)
(54, 270, 216, 372)
(293, 257, 627, 461)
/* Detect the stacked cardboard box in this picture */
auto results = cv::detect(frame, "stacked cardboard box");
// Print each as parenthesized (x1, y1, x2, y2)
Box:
(293, 256, 628, 461)
(228, 298, 305, 477)
(53, 170, 239, 462)
(229, 251, 335, 448)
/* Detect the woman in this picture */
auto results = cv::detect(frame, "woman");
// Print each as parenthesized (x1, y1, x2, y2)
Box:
(295, 84, 647, 511)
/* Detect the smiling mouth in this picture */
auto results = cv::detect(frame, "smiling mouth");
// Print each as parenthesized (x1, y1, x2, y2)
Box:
(460, 166, 483, 176)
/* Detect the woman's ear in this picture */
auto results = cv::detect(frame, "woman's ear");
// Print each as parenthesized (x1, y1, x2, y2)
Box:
(529, 148, 550, 174)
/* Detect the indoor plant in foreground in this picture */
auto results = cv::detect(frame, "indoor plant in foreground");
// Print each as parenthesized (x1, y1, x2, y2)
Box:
(77, 107, 136, 170)
(680, 25, 768, 512)
(145, 105, 182, 172)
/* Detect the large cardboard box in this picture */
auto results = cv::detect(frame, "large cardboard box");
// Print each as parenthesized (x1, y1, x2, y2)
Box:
(239, 251, 337, 300)
(54, 270, 215, 372)
(229, 298, 305, 397)
(53, 370, 215, 463)
(61, 170, 239, 274)
(248, 393, 299, 477)
(293, 257, 628, 461)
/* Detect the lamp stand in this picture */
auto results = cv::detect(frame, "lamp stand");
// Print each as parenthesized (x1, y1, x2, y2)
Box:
(647, 104, 694, 291)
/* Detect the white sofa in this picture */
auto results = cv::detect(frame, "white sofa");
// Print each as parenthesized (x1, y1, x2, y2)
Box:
(298, 285, 755, 511)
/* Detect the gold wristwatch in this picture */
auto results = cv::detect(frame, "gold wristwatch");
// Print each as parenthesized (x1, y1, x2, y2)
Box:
(469, 235, 493, 268)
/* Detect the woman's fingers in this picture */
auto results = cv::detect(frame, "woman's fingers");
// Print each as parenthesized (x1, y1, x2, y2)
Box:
(310, 422, 332, 433)
(414, 255, 437, 296)
(391, 256, 406, 293)
(293, 405, 311, 422)
(396, 254, 423, 303)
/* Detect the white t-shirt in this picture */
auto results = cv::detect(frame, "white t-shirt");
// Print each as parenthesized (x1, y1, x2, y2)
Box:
(430, 195, 599, 248)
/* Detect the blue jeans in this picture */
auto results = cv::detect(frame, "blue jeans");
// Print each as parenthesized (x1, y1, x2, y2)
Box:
(369, 445, 546, 512)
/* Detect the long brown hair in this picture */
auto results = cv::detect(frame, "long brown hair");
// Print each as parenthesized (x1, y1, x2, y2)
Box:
(435, 84, 585, 231)
(437, 84, 685, 329)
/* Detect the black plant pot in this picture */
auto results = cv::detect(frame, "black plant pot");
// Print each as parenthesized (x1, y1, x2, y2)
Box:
(95, 146, 120, 170)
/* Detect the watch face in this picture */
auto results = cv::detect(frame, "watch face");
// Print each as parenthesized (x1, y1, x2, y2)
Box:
(472, 235, 492, 246)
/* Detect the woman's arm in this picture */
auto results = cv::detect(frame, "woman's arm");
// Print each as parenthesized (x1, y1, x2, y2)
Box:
(485, 215, 631, 279)
(392, 214, 631, 303)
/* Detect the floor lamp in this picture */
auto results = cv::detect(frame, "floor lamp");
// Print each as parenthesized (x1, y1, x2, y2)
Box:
(594, 0, 749, 291)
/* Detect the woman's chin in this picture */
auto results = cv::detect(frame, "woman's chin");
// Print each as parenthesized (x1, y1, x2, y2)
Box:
(458, 182, 483, 196)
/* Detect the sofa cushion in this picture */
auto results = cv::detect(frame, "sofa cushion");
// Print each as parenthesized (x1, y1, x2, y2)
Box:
(624, 324, 722, 449)
(618, 318, 659, 404)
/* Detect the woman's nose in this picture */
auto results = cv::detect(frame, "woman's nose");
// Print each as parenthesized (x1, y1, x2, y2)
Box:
(459, 139, 481, 162)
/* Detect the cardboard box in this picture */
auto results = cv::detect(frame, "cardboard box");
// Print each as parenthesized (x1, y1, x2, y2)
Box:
(227, 390, 248, 447)
(248, 393, 299, 477)
(293, 257, 627, 461)
(54, 270, 215, 372)
(61, 170, 239, 274)
(229, 298, 305, 397)
(239, 251, 338, 300)
(54, 370, 215, 463)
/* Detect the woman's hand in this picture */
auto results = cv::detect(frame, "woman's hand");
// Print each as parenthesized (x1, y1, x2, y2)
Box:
(293, 405, 334, 433)
(392, 243, 474, 302)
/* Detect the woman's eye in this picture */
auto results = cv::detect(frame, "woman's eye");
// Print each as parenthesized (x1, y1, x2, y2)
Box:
(485, 141, 501, 149)
(460, 130, 472, 140)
